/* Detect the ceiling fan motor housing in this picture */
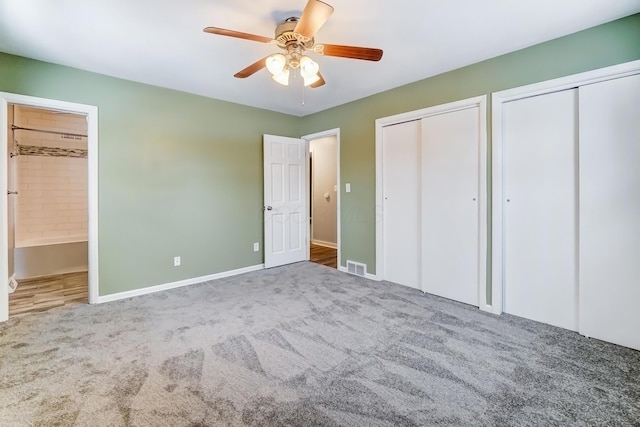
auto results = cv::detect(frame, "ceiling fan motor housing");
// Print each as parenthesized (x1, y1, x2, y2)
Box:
(275, 17, 314, 49)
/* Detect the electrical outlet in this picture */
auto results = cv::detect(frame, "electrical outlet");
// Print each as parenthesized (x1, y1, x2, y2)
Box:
(173, 256, 181, 267)
(253, 242, 260, 252)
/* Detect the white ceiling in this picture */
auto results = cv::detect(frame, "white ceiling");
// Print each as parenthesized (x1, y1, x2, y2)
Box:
(0, 1, 639, 116)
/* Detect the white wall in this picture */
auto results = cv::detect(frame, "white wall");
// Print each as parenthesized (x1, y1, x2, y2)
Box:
(310, 136, 337, 246)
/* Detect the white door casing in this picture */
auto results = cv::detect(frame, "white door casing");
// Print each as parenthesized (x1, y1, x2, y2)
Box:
(6, 105, 15, 282)
(0, 92, 99, 322)
(502, 89, 579, 331)
(0, 99, 7, 322)
(579, 73, 640, 351)
(263, 134, 307, 269)
(421, 107, 481, 306)
(381, 120, 422, 289)
(303, 128, 341, 268)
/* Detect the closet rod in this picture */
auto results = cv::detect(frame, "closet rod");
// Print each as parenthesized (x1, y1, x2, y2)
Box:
(11, 125, 87, 138)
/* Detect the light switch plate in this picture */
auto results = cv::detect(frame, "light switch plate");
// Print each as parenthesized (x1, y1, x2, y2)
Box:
(346, 183, 351, 192)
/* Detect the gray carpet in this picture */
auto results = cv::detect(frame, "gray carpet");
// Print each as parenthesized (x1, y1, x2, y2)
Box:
(1, 262, 639, 426)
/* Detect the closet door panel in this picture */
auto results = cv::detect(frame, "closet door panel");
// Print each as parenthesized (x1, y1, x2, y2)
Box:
(503, 89, 578, 330)
(382, 120, 421, 289)
(579, 74, 640, 350)
(421, 107, 480, 306)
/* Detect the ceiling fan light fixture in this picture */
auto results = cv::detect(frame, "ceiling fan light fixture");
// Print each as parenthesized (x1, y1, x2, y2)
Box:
(266, 53, 287, 75)
(299, 55, 320, 79)
(303, 73, 321, 87)
(272, 68, 290, 86)
(206, 0, 383, 90)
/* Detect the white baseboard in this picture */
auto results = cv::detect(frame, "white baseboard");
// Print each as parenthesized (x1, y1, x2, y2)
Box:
(338, 265, 380, 281)
(311, 239, 337, 249)
(96, 264, 265, 304)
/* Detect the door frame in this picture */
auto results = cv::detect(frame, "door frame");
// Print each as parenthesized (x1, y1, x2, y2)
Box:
(375, 96, 487, 308)
(0, 92, 99, 321)
(302, 128, 340, 266)
(491, 59, 640, 316)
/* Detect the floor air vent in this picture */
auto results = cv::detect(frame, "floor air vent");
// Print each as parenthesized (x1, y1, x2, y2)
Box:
(346, 260, 366, 277)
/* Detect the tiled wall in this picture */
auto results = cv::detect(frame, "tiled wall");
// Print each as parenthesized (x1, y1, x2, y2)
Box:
(13, 106, 88, 247)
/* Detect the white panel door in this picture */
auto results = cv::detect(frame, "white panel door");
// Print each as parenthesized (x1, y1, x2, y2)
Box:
(503, 89, 578, 331)
(579, 74, 640, 351)
(382, 120, 421, 289)
(421, 107, 480, 306)
(264, 134, 306, 269)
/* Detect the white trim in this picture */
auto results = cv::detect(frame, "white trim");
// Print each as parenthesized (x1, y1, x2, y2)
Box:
(311, 239, 337, 249)
(375, 96, 488, 309)
(491, 59, 640, 316)
(302, 128, 341, 268)
(493, 59, 640, 103)
(0, 92, 99, 321)
(476, 97, 489, 313)
(0, 99, 7, 321)
(337, 265, 379, 281)
(376, 97, 484, 128)
(96, 264, 264, 304)
(308, 149, 313, 251)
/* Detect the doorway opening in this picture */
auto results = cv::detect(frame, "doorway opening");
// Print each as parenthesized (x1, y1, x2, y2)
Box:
(304, 129, 340, 269)
(8, 105, 88, 316)
(1, 93, 99, 322)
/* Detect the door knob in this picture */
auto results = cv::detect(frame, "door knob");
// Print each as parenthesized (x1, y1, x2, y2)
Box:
(265, 206, 273, 211)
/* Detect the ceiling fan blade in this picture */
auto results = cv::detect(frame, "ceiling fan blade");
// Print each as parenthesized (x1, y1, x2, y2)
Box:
(318, 44, 383, 61)
(294, 0, 334, 39)
(203, 27, 272, 44)
(234, 57, 268, 78)
(310, 72, 325, 88)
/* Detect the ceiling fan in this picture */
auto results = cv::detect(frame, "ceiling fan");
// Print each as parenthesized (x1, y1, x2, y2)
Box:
(203, 0, 383, 88)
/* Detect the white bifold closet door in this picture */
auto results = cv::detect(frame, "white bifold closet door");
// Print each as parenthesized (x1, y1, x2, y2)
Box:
(502, 89, 579, 331)
(579, 74, 640, 351)
(421, 108, 480, 306)
(382, 120, 422, 289)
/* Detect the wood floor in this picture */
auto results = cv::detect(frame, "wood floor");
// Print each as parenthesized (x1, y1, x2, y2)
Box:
(310, 243, 337, 269)
(9, 271, 88, 317)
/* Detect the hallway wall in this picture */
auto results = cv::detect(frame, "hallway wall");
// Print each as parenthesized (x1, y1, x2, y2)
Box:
(310, 136, 337, 247)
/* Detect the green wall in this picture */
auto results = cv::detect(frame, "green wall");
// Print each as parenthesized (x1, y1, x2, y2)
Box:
(300, 13, 640, 297)
(1, 13, 639, 299)
(0, 53, 299, 296)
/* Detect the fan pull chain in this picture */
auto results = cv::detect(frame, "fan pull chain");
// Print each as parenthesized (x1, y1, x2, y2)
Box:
(301, 82, 306, 106)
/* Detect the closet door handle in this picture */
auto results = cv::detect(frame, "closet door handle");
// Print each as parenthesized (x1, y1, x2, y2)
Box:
(7, 191, 18, 195)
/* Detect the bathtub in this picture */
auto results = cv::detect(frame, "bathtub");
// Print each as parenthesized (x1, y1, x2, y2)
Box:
(14, 240, 88, 280)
